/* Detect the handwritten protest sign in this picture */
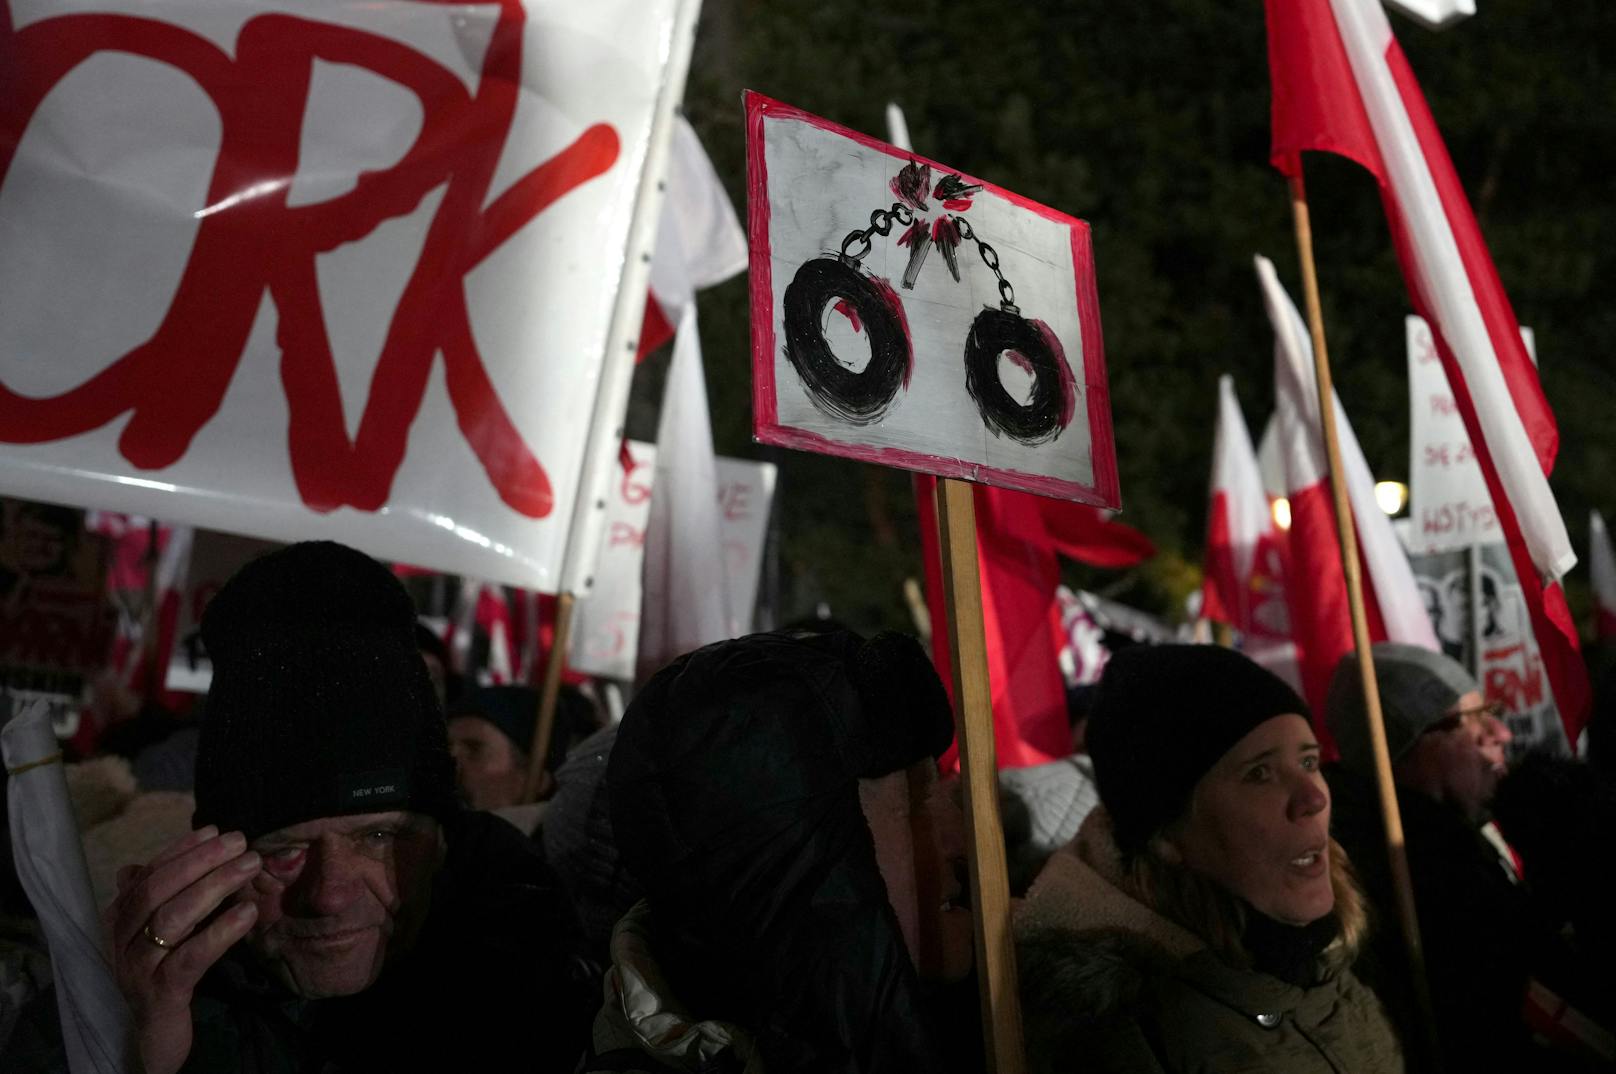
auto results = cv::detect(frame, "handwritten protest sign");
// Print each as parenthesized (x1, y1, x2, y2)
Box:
(570, 441, 776, 681)
(1406, 315, 1535, 554)
(0, 0, 680, 593)
(745, 92, 1117, 508)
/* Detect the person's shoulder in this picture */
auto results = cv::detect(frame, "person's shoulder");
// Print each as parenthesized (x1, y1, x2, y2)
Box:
(434, 808, 578, 948)
(444, 807, 550, 880)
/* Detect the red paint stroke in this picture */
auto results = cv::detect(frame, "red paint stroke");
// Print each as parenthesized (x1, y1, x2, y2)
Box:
(868, 275, 913, 388)
(744, 91, 781, 432)
(890, 158, 932, 211)
(940, 198, 973, 212)
(895, 219, 927, 248)
(832, 299, 863, 334)
(0, 3, 622, 519)
(1028, 319, 1077, 430)
(1070, 223, 1118, 507)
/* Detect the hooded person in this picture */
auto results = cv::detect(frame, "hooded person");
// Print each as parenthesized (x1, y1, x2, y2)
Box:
(1324, 643, 1561, 1072)
(103, 541, 595, 1074)
(585, 629, 982, 1074)
(1015, 644, 1402, 1074)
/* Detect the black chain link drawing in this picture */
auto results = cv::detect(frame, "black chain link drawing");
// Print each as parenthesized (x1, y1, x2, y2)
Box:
(781, 159, 1075, 444)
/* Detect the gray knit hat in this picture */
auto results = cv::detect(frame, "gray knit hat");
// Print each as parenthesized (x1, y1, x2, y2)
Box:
(1325, 643, 1479, 773)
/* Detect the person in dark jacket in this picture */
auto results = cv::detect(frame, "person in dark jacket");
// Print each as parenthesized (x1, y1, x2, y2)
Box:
(103, 542, 593, 1074)
(584, 629, 982, 1074)
(1324, 642, 1556, 1072)
(1016, 644, 1401, 1074)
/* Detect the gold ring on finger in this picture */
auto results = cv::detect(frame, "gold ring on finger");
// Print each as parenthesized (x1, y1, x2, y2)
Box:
(142, 923, 174, 950)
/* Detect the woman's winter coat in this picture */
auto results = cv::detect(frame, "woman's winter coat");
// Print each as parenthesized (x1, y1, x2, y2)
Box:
(1015, 811, 1404, 1074)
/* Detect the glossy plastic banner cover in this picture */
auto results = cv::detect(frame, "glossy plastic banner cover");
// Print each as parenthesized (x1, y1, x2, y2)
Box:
(0, 0, 678, 592)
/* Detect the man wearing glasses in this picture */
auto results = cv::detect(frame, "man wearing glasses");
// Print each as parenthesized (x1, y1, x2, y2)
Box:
(1325, 643, 1549, 1072)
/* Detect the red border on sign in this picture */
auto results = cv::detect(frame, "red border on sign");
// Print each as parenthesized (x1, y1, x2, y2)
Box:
(744, 90, 1120, 509)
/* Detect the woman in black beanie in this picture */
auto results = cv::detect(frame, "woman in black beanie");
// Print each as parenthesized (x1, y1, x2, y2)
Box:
(1015, 644, 1403, 1073)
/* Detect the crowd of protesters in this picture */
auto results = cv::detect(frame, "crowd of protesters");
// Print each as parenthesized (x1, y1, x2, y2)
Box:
(3, 539, 1615, 1072)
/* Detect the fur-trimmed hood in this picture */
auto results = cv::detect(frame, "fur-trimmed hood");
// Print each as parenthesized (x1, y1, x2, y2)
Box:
(1013, 810, 1404, 1074)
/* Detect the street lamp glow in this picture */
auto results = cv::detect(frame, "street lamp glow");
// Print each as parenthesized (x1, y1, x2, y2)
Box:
(1271, 496, 1292, 532)
(1375, 480, 1410, 517)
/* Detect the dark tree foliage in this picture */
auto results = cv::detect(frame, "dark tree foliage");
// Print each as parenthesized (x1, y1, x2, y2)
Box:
(633, 0, 1616, 634)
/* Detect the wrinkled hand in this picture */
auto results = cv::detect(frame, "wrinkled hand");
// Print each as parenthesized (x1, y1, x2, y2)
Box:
(104, 826, 261, 1074)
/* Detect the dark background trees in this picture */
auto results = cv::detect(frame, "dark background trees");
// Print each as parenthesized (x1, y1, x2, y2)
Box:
(628, 0, 1616, 635)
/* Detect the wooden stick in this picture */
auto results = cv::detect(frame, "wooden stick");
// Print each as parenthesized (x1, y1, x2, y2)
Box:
(935, 476, 1026, 1074)
(522, 590, 576, 802)
(1289, 172, 1443, 1069)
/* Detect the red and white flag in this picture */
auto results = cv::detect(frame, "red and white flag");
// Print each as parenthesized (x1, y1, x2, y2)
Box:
(1266, 0, 1589, 741)
(632, 119, 749, 680)
(1259, 256, 1438, 721)
(916, 477, 1156, 769)
(1203, 375, 1278, 632)
(1202, 375, 1301, 692)
(1591, 511, 1616, 640)
(635, 116, 750, 360)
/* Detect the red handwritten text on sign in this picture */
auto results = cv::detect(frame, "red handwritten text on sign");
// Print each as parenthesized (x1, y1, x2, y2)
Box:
(0, 2, 620, 518)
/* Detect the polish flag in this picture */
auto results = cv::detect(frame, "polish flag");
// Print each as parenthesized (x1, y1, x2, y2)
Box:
(1258, 255, 1438, 726)
(1202, 375, 1302, 692)
(1266, 0, 1589, 742)
(1203, 375, 1277, 632)
(1590, 511, 1616, 640)
(916, 477, 1156, 769)
(635, 116, 749, 361)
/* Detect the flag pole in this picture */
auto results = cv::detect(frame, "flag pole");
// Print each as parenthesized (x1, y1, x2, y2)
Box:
(935, 477, 1026, 1074)
(522, 591, 576, 802)
(889, 101, 1023, 1073)
(1288, 171, 1442, 1066)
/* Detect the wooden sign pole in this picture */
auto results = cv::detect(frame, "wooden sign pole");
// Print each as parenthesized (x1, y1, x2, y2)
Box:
(935, 477, 1026, 1074)
(1288, 172, 1442, 1069)
(522, 590, 576, 802)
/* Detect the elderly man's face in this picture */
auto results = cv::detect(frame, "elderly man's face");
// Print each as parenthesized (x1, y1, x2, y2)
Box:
(1402, 690, 1512, 823)
(244, 811, 442, 998)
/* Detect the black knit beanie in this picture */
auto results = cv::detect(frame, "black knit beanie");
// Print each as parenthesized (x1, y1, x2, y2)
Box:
(192, 541, 457, 841)
(1086, 644, 1309, 860)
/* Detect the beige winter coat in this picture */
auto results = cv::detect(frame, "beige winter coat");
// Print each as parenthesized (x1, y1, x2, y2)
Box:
(1014, 811, 1405, 1074)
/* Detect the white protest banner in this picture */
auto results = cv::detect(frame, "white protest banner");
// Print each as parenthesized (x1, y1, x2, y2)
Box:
(746, 93, 1118, 508)
(0, 0, 684, 594)
(1407, 315, 1535, 555)
(570, 441, 776, 681)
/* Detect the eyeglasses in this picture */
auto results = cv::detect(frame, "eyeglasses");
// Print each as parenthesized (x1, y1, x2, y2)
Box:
(1422, 701, 1506, 735)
